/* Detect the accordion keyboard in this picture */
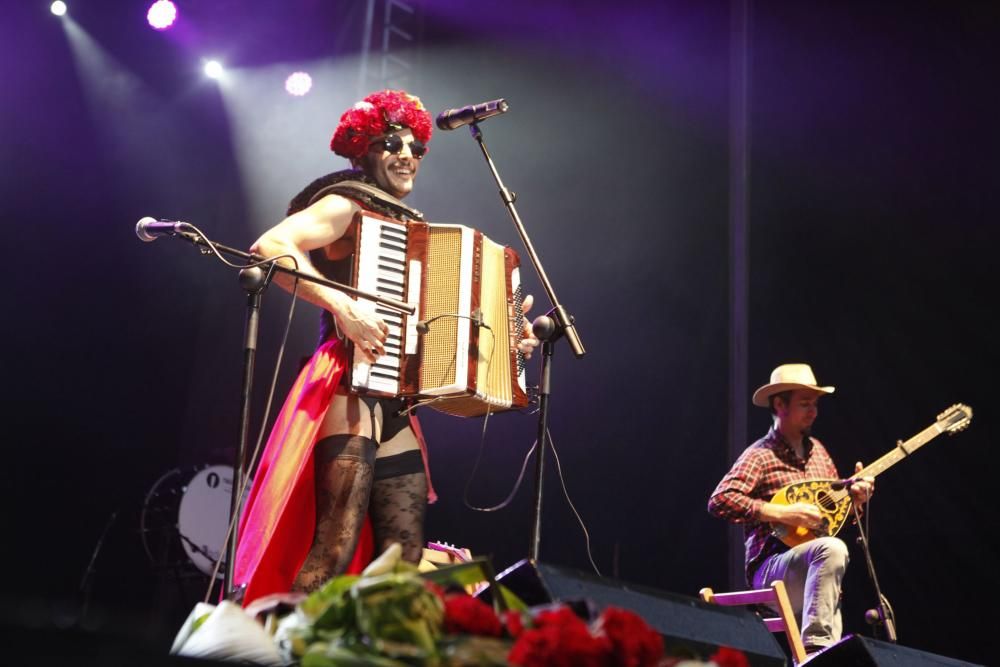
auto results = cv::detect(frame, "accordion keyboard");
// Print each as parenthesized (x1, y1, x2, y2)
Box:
(352, 216, 413, 396)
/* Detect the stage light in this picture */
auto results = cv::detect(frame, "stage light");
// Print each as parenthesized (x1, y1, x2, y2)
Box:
(147, 0, 177, 30)
(203, 60, 224, 79)
(50, 1, 67, 16)
(284, 72, 312, 97)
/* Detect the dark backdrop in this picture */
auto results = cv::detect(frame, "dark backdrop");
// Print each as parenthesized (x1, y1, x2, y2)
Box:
(1, 1, 995, 663)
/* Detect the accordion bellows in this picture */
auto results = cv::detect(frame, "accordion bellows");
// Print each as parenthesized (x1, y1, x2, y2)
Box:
(344, 211, 528, 417)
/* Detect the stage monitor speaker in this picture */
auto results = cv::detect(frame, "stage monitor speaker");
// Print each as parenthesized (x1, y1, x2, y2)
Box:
(481, 559, 789, 666)
(805, 634, 984, 667)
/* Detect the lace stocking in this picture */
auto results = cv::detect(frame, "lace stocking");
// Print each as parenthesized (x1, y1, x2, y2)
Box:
(292, 434, 376, 592)
(369, 470, 427, 564)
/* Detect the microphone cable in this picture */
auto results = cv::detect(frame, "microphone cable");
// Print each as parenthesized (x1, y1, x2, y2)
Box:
(547, 428, 602, 577)
(415, 311, 489, 335)
(398, 313, 495, 415)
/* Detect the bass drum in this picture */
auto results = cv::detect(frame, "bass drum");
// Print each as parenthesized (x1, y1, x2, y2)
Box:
(141, 464, 239, 579)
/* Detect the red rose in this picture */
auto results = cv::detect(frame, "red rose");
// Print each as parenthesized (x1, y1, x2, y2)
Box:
(508, 607, 612, 667)
(709, 646, 751, 667)
(424, 580, 447, 602)
(593, 607, 664, 667)
(503, 610, 527, 638)
(443, 593, 503, 637)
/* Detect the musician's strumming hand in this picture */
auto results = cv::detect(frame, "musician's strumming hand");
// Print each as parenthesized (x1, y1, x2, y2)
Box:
(779, 502, 824, 531)
(849, 461, 875, 509)
(331, 295, 389, 364)
(518, 294, 540, 360)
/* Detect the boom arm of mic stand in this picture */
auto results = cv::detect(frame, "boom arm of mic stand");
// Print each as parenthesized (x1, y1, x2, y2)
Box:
(468, 124, 585, 357)
(171, 230, 415, 316)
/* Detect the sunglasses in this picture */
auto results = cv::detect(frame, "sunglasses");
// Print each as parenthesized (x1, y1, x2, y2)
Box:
(370, 133, 427, 159)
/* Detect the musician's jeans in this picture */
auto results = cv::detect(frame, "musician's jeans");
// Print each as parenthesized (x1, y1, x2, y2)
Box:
(752, 536, 849, 652)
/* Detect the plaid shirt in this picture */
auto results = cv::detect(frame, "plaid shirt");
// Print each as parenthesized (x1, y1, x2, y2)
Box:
(708, 426, 839, 582)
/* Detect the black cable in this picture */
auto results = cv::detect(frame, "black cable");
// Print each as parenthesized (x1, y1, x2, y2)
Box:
(79, 508, 120, 620)
(547, 429, 602, 577)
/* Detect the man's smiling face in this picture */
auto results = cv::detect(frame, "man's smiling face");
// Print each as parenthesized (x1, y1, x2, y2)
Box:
(362, 128, 422, 199)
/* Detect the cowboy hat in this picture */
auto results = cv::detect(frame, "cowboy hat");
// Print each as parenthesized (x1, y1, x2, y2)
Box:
(752, 363, 835, 407)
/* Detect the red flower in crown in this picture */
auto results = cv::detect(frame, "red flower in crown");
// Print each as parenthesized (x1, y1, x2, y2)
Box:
(508, 607, 612, 667)
(330, 89, 433, 160)
(443, 593, 503, 637)
(592, 607, 665, 667)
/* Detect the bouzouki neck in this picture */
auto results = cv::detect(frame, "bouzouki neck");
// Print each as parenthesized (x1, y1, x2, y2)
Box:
(769, 403, 971, 548)
(858, 421, 948, 480)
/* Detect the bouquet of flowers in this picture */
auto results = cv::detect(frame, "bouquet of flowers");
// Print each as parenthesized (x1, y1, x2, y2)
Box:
(173, 544, 749, 667)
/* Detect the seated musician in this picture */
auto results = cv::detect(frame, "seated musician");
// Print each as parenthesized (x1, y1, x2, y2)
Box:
(707, 363, 873, 656)
(233, 90, 538, 602)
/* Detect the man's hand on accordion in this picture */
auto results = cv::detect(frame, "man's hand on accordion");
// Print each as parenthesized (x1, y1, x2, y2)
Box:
(518, 294, 540, 360)
(333, 296, 389, 364)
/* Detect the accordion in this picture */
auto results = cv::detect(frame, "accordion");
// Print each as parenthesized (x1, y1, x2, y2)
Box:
(345, 211, 529, 417)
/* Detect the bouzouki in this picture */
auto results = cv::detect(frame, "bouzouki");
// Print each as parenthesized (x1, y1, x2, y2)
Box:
(421, 541, 488, 596)
(422, 540, 473, 565)
(770, 403, 972, 547)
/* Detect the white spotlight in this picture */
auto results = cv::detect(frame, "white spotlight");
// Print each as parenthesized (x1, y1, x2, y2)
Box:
(203, 60, 224, 80)
(285, 72, 312, 97)
(50, 1, 67, 16)
(147, 0, 178, 30)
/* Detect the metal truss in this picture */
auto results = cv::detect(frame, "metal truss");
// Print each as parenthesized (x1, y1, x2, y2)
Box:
(358, 0, 423, 96)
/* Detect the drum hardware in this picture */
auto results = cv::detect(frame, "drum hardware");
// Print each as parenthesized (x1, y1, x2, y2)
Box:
(140, 464, 238, 580)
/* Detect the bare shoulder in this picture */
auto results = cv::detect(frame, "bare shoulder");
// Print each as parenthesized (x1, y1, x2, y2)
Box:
(307, 192, 361, 221)
(264, 193, 362, 251)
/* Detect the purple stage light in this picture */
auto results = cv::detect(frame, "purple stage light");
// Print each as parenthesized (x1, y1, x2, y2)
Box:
(285, 72, 313, 97)
(147, 0, 177, 30)
(50, 1, 67, 16)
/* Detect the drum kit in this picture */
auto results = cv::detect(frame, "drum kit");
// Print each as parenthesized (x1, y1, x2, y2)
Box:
(140, 464, 240, 582)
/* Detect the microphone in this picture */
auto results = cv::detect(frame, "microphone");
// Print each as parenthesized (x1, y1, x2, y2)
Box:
(436, 99, 509, 130)
(416, 310, 486, 335)
(135, 216, 190, 242)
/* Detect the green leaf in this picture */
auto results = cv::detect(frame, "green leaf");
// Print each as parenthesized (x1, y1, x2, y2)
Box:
(439, 635, 513, 666)
(190, 612, 212, 634)
(419, 559, 528, 612)
(302, 574, 361, 628)
(301, 641, 410, 667)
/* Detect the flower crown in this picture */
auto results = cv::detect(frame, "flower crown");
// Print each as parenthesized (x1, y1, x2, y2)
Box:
(330, 89, 433, 160)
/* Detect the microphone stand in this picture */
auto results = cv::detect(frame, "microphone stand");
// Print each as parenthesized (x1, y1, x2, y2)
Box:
(145, 227, 414, 598)
(851, 500, 897, 642)
(79, 508, 119, 622)
(226, 262, 273, 600)
(466, 122, 586, 562)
